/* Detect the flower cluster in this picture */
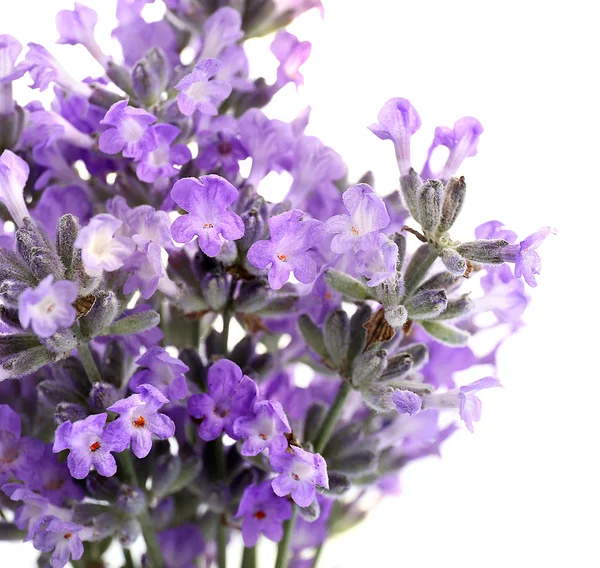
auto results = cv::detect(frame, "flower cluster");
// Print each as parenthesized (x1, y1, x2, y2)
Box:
(0, 2, 553, 568)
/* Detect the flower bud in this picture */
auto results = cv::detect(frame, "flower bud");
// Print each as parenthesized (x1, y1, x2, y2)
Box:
(298, 314, 329, 361)
(236, 280, 270, 313)
(418, 271, 462, 293)
(56, 214, 80, 276)
(298, 497, 320, 522)
(402, 343, 429, 369)
(416, 179, 444, 233)
(79, 290, 119, 339)
(324, 310, 350, 369)
(399, 168, 421, 221)
(405, 289, 447, 320)
(132, 59, 162, 107)
(88, 382, 119, 411)
(328, 451, 378, 476)
(346, 304, 371, 367)
(1, 346, 51, 380)
(117, 485, 146, 515)
(202, 274, 229, 311)
(0, 104, 25, 151)
(380, 352, 413, 381)
(435, 293, 474, 321)
(238, 207, 266, 251)
(456, 239, 509, 264)
(54, 402, 88, 425)
(118, 517, 142, 548)
(106, 61, 134, 97)
(441, 248, 467, 276)
(107, 307, 160, 336)
(323, 423, 362, 459)
(438, 176, 466, 233)
(352, 350, 387, 388)
(324, 471, 352, 497)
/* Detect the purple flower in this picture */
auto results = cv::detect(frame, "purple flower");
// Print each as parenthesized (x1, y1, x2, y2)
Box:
(170, 175, 245, 257)
(4, 486, 54, 541)
(0, 404, 44, 486)
(33, 517, 84, 568)
(214, 45, 254, 92)
(106, 384, 176, 459)
(74, 214, 136, 277)
(368, 98, 421, 175)
(53, 413, 128, 479)
(499, 227, 556, 287)
(270, 446, 328, 507)
(32, 446, 84, 505)
(98, 100, 158, 160)
(423, 376, 502, 432)
(0, 35, 29, 84)
(355, 232, 398, 287)
(271, 30, 311, 89)
(200, 7, 244, 58)
(175, 59, 232, 117)
(477, 264, 528, 326)
(235, 481, 293, 546)
(25, 108, 94, 149)
(0, 149, 30, 227)
(291, 494, 333, 551)
(18, 275, 78, 338)
(238, 109, 294, 187)
(422, 116, 484, 180)
(234, 400, 291, 456)
(55, 3, 108, 67)
(391, 390, 422, 416)
(122, 241, 166, 299)
(135, 124, 192, 183)
(187, 359, 258, 441)
(158, 524, 205, 568)
(475, 220, 518, 243)
(247, 209, 326, 290)
(196, 116, 249, 175)
(130, 346, 189, 401)
(324, 183, 390, 253)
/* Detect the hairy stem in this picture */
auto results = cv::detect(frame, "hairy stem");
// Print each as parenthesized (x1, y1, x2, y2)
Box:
(312, 380, 353, 454)
(218, 519, 228, 568)
(77, 341, 102, 384)
(274, 506, 298, 568)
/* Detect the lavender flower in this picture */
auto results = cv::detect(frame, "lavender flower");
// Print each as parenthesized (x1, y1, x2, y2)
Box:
(200, 7, 244, 58)
(247, 209, 326, 290)
(32, 517, 84, 568)
(0, 35, 28, 115)
(270, 446, 329, 507)
(0, 149, 30, 227)
(106, 384, 175, 459)
(355, 232, 399, 287)
(53, 413, 128, 479)
(18, 275, 78, 338)
(130, 346, 189, 401)
(175, 58, 232, 117)
(236, 481, 293, 546)
(170, 175, 245, 257)
(187, 359, 258, 441)
(271, 30, 311, 90)
(392, 390, 422, 416)
(98, 99, 158, 160)
(234, 400, 291, 456)
(196, 116, 249, 175)
(158, 524, 205, 568)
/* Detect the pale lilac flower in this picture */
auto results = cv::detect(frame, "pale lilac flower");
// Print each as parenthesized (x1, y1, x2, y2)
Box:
(33, 185, 92, 240)
(98, 99, 158, 160)
(0, 35, 28, 114)
(235, 481, 293, 546)
(196, 115, 249, 174)
(423, 376, 502, 432)
(122, 241, 165, 299)
(422, 116, 484, 180)
(53, 413, 128, 479)
(392, 390, 422, 416)
(477, 264, 528, 325)
(175, 58, 232, 117)
(475, 220, 517, 243)
(247, 209, 326, 290)
(271, 30, 311, 90)
(187, 359, 258, 441)
(200, 7, 244, 58)
(324, 183, 390, 253)
(170, 175, 245, 257)
(136, 124, 192, 183)
(26, 108, 94, 149)
(106, 384, 176, 459)
(270, 446, 328, 507)
(234, 400, 291, 456)
(74, 214, 136, 277)
(33, 517, 84, 568)
(214, 45, 254, 92)
(368, 98, 421, 175)
(158, 524, 205, 568)
(0, 149, 30, 227)
(18, 275, 78, 338)
(130, 346, 189, 401)
(355, 232, 398, 287)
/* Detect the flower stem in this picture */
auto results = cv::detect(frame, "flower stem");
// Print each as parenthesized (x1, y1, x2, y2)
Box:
(402, 244, 439, 300)
(218, 519, 228, 568)
(123, 549, 135, 568)
(77, 341, 102, 385)
(274, 506, 298, 568)
(312, 380, 353, 454)
(241, 545, 257, 568)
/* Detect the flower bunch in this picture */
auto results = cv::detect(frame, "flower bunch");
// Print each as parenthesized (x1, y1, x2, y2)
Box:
(0, 2, 553, 568)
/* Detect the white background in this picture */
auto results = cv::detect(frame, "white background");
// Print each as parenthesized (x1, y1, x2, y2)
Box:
(2, 0, 600, 567)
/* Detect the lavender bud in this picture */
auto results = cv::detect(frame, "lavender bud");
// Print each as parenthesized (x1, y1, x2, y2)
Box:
(402, 343, 429, 369)
(0, 279, 28, 308)
(405, 289, 447, 320)
(352, 350, 387, 388)
(151, 453, 182, 497)
(0, 333, 38, 358)
(418, 271, 462, 293)
(38, 379, 80, 406)
(132, 59, 162, 107)
(298, 314, 329, 361)
(438, 176, 466, 233)
(88, 382, 119, 411)
(0, 305, 21, 328)
(324, 310, 350, 369)
(202, 274, 229, 311)
(79, 290, 119, 339)
(304, 402, 326, 443)
(325, 471, 352, 497)
(329, 451, 378, 476)
(347, 304, 371, 367)
(421, 320, 470, 346)
(107, 308, 160, 336)
(216, 240, 238, 265)
(392, 232, 407, 272)
(236, 280, 270, 313)
(117, 486, 146, 515)
(54, 402, 88, 425)
(118, 517, 142, 548)
(324, 268, 369, 300)
(56, 214, 79, 275)
(106, 61, 134, 97)
(323, 423, 362, 459)
(239, 208, 266, 251)
(441, 248, 467, 276)
(0, 247, 35, 284)
(85, 472, 122, 501)
(41, 329, 78, 358)
(456, 239, 509, 264)
(435, 293, 474, 321)
(2, 346, 51, 380)
(400, 168, 421, 221)
(298, 498, 320, 522)
(146, 47, 169, 90)
(230, 335, 257, 369)
(383, 305, 408, 328)
(380, 353, 413, 381)
(256, 293, 299, 316)
(416, 179, 444, 233)
(16, 226, 64, 280)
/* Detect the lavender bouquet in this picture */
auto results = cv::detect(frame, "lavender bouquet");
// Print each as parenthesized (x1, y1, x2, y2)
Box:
(0, 2, 554, 567)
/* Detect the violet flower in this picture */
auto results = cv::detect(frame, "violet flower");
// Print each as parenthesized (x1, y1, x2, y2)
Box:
(130, 346, 190, 402)
(196, 115, 249, 175)
(271, 30, 311, 90)
(324, 183, 390, 253)
(170, 174, 245, 257)
(0, 149, 30, 227)
(0, 35, 28, 114)
(234, 400, 291, 456)
(18, 275, 78, 338)
(122, 241, 167, 299)
(270, 445, 329, 507)
(32, 516, 84, 568)
(247, 209, 326, 290)
(354, 232, 399, 287)
(158, 524, 205, 568)
(235, 481, 293, 546)
(32, 185, 92, 240)
(106, 384, 176, 459)
(53, 413, 128, 479)
(98, 99, 158, 160)
(368, 97, 421, 176)
(200, 7, 244, 59)
(475, 220, 518, 243)
(187, 359, 258, 441)
(392, 390, 423, 416)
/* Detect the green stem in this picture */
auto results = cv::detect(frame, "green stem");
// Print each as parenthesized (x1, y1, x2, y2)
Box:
(312, 381, 353, 454)
(123, 548, 135, 568)
(77, 341, 102, 384)
(214, 435, 227, 480)
(312, 544, 324, 568)
(402, 245, 439, 300)
(274, 506, 298, 568)
(218, 520, 228, 568)
(221, 279, 237, 355)
(241, 546, 257, 568)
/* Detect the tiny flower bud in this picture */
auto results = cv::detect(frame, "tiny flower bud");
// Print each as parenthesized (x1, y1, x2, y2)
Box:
(89, 382, 119, 411)
(438, 176, 466, 233)
(441, 248, 467, 276)
(399, 168, 421, 221)
(132, 59, 162, 107)
(298, 314, 329, 361)
(324, 310, 350, 369)
(79, 291, 119, 339)
(435, 293, 474, 321)
(107, 308, 160, 336)
(202, 274, 229, 311)
(416, 179, 444, 233)
(456, 239, 509, 264)
(405, 289, 447, 320)
(54, 402, 88, 425)
(117, 486, 147, 515)
(352, 350, 387, 388)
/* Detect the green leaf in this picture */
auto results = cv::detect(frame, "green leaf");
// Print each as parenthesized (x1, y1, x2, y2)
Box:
(420, 320, 470, 346)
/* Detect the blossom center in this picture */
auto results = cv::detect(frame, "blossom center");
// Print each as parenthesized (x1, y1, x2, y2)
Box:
(89, 441, 101, 452)
(292, 473, 300, 481)
(133, 415, 146, 428)
(351, 226, 359, 235)
(259, 433, 267, 440)
(277, 253, 287, 262)
(203, 223, 214, 229)
(253, 510, 266, 520)
(218, 140, 232, 155)
(64, 533, 73, 540)
(214, 407, 229, 418)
